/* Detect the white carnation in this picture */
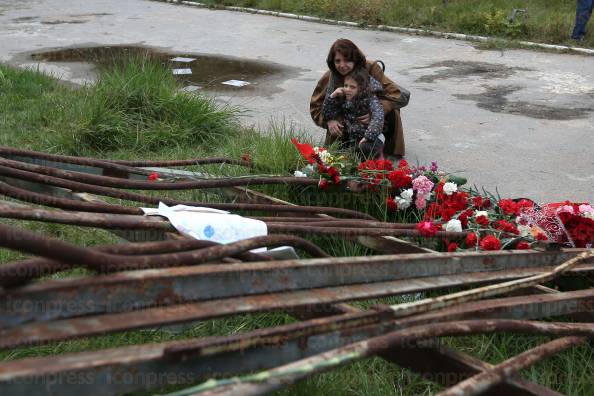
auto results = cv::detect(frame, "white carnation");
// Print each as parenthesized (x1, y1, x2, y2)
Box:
(475, 210, 489, 218)
(293, 170, 307, 178)
(400, 188, 414, 201)
(443, 182, 458, 196)
(445, 219, 462, 232)
(396, 197, 411, 210)
(518, 224, 532, 237)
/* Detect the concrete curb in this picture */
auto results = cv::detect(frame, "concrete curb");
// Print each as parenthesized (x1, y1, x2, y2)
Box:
(152, 0, 594, 56)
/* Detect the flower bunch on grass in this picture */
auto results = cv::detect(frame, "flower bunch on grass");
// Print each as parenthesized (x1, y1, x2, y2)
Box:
(290, 141, 592, 250)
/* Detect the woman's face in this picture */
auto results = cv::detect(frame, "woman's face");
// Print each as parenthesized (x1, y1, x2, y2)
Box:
(334, 52, 354, 76)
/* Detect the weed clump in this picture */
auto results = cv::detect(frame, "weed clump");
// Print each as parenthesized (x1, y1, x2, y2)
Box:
(77, 57, 239, 152)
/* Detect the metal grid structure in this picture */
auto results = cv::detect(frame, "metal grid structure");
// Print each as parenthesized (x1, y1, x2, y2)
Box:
(0, 146, 592, 396)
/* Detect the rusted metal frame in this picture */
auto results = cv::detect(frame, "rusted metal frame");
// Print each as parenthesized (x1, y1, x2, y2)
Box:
(0, 157, 317, 189)
(0, 152, 584, 392)
(0, 146, 251, 172)
(437, 336, 589, 396)
(0, 164, 374, 219)
(196, 319, 594, 396)
(1, 289, 593, 396)
(1, 247, 588, 325)
(2, 265, 593, 348)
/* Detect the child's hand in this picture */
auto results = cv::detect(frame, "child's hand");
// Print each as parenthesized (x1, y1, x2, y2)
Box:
(330, 88, 345, 98)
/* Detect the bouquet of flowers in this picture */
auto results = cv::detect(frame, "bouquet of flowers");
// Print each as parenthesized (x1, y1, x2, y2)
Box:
(290, 139, 593, 251)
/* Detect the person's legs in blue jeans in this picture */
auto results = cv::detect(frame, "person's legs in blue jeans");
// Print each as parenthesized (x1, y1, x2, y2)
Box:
(572, 0, 594, 40)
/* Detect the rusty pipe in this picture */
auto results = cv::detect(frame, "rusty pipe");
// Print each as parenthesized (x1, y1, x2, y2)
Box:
(0, 164, 375, 219)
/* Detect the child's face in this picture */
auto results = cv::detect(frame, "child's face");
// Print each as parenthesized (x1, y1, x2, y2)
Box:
(343, 77, 359, 100)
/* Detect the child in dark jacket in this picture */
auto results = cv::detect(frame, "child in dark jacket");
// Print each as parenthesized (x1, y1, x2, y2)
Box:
(322, 68, 385, 159)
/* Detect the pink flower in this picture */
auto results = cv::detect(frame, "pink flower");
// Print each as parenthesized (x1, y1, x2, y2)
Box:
(415, 195, 427, 210)
(412, 175, 434, 196)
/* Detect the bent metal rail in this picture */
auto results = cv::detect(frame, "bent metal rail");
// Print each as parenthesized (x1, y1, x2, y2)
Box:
(0, 146, 592, 396)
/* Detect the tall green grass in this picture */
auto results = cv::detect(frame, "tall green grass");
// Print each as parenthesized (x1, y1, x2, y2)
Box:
(0, 59, 240, 156)
(204, 0, 592, 47)
(77, 57, 240, 152)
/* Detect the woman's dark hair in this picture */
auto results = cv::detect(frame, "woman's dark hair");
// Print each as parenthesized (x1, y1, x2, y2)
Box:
(326, 39, 366, 75)
(344, 68, 371, 99)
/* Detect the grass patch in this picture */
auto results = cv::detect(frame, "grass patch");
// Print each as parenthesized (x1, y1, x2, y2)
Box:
(201, 0, 593, 48)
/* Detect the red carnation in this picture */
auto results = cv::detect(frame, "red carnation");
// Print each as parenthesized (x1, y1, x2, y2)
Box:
(318, 179, 329, 190)
(386, 197, 397, 211)
(148, 172, 159, 181)
(475, 215, 490, 226)
(387, 169, 412, 189)
(473, 196, 491, 209)
(479, 235, 501, 251)
(416, 221, 441, 237)
(465, 233, 478, 247)
(241, 153, 251, 162)
(375, 159, 394, 171)
(494, 219, 519, 235)
(515, 241, 531, 250)
(398, 159, 408, 169)
(447, 242, 459, 252)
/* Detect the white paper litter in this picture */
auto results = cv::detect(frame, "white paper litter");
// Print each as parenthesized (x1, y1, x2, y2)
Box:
(170, 57, 196, 63)
(142, 203, 267, 251)
(181, 85, 202, 93)
(172, 68, 192, 75)
(222, 79, 250, 87)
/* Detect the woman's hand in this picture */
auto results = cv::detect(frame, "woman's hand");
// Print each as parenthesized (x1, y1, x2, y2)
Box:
(356, 113, 371, 125)
(330, 88, 345, 98)
(327, 120, 344, 137)
(358, 137, 367, 147)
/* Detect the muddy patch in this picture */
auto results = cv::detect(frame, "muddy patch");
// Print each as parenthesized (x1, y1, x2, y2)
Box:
(41, 18, 88, 25)
(29, 45, 301, 96)
(415, 61, 532, 83)
(455, 85, 591, 120)
(12, 16, 38, 22)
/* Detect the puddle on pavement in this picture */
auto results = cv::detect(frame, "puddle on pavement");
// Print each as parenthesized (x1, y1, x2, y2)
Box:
(416, 60, 591, 120)
(29, 45, 296, 96)
(455, 85, 592, 120)
(415, 60, 531, 83)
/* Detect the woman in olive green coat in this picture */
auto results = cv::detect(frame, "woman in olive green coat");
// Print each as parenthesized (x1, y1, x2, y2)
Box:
(310, 38, 409, 157)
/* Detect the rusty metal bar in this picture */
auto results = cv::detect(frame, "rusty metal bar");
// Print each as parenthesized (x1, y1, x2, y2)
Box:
(0, 236, 284, 288)
(437, 336, 589, 396)
(0, 157, 316, 189)
(0, 145, 251, 168)
(0, 164, 374, 219)
(0, 180, 141, 214)
(0, 203, 467, 239)
(0, 223, 329, 274)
